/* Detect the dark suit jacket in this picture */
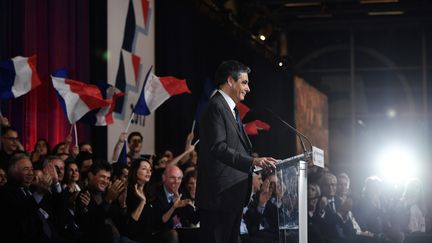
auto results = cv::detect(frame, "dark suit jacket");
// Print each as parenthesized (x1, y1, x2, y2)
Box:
(0, 183, 51, 243)
(196, 91, 254, 212)
(153, 185, 198, 231)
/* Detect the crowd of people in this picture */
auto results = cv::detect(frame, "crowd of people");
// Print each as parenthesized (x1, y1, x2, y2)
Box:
(0, 120, 429, 243)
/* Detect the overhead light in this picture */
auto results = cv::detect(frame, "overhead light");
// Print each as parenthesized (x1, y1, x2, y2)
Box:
(278, 62, 283, 67)
(259, 35, 266, 41)
(368, 11, 404, 16)
(360, 0, 398, 4)
(285, 2, 321, 7)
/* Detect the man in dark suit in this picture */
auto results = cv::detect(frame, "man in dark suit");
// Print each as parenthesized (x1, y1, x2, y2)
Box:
(197, 60, 277, 243)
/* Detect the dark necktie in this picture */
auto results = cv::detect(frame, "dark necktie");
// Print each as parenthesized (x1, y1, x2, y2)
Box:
(234, 107, 243, 132)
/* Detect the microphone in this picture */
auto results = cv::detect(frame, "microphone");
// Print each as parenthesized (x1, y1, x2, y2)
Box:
(263, 107, 313, 153)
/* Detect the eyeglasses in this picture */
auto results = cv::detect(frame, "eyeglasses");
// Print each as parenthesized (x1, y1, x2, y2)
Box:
(3, 137, 19, 142)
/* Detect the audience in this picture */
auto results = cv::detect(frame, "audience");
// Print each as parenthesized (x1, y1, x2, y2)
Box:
(0, 123, 431, 243)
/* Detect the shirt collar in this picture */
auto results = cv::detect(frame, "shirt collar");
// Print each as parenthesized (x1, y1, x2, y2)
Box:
(218, 89, 236, 113)
(163, 185, 174, 202)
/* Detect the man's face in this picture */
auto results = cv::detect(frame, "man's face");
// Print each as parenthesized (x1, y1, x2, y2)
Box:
(162, 167, 183, 193)
(52, 159, 65, 182)
(89, 169, 111, 192)
(337, 177, 350, 196)
(2, 130, 19, 154)
(80, 144, 93, 154)
(322, 176, 337, 197)
(128, 135, 142, 153)
(13, 158, 34, 187)
(228, 72, 250, 103)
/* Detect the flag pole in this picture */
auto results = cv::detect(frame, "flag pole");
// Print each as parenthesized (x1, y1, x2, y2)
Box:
(125, 112, 135, 133)
(73, 123, 78, 148)
(191, 120, 196, 134)
(69, 124, 74, 135)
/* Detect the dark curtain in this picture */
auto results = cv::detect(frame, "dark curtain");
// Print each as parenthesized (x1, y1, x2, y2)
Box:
(155, 0, 296, 159)
(0, 0, 90, 152)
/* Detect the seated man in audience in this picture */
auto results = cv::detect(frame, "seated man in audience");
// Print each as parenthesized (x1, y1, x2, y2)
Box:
(0, 153, 60, 242)
(314, 172, 357, 242)
(75, 161, 126, 243)
(153, 165, 198, 243)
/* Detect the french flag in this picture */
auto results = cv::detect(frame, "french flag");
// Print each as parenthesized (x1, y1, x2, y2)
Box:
(80, 82, 125, 126)
(0, 55, 41, 99)
(133, 66, 191, 115)
(51, 71, 112, 124)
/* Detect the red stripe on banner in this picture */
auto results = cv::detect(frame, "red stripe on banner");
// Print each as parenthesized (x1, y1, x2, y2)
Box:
(159, 76, 191, 96)
(27, 55, 41, 89)
(65, 79, 111, 109)
(142, 0, 150, 26)
(132, 53, 140, 82)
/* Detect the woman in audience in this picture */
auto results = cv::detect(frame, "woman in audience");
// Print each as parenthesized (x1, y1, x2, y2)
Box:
(125, 158, 156, 242)
(30, 138, 50, 170)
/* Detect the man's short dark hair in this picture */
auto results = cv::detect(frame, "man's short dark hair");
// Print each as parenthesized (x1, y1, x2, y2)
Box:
(127, 132, 143, 144)
(1, 126, 18, 137)
(214, 60, 251, 87)
(88, 160, 112, 175)
(75, 151, 93, 169)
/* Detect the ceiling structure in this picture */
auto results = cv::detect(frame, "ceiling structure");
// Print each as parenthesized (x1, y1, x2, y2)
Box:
(192, 0, 432, 64)
(190, 0, 432, 172)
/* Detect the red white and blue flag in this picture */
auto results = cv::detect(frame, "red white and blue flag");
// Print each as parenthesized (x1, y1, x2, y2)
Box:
(80, 82, 125, 126)
(0, 55, 41, 99)
(133, 66, 191, 115)
(51, 70, 112, 124)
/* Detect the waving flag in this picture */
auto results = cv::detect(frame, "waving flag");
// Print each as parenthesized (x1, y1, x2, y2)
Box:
(235, 102, 271, 136)
(244, 120, 271, 136)
(236, 102, 250, 120)
(80, 82, 124, 126)
(52, 71, 111, 124)
(0, 55, 41, 99)
(133, 66, 191, 115)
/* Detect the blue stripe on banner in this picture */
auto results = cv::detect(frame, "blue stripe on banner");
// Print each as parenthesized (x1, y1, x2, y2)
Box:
(132, 66, 152, 115)
(0, 59, 17, 99)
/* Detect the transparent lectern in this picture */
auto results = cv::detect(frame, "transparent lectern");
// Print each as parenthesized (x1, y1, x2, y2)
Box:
(260, 146, 324, 243)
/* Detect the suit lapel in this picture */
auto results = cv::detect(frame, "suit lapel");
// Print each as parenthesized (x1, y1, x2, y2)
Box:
(215, 93, 252, 151)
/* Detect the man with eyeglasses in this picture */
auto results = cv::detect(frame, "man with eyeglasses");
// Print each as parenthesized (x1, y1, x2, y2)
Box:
(0, 126, 24, 171)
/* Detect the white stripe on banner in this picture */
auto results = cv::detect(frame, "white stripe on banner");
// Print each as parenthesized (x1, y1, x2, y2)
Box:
(12, 56, 32, 98)
(144, 73, 170, 113)
(52, 77, 91, 123)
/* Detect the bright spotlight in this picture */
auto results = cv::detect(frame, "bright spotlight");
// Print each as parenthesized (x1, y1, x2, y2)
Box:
(278, 62, 283, 67)
(386, 109, 396, 118)
(375, 145, 419, 185)
(259, 35, 266, 41)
